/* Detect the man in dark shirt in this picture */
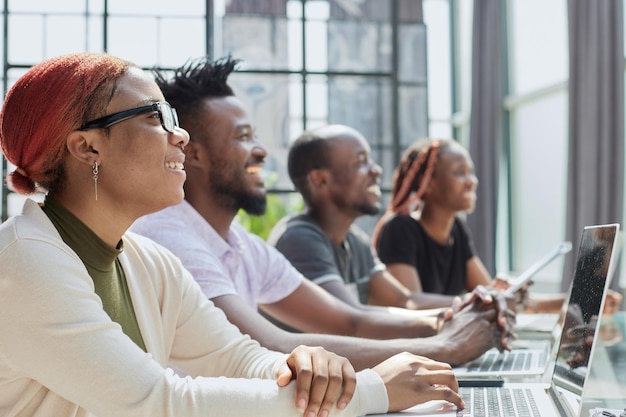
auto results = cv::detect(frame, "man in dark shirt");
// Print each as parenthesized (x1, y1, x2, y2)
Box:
(268, 125, 466, 311)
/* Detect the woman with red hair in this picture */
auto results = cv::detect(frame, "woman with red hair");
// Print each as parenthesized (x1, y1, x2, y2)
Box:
(0, 53, 465, 417)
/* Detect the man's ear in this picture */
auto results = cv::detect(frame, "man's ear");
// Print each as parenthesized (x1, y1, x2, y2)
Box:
(184, 140, 209, 169)
(308, 168, 329, 189)
(66, 130, 100, 167)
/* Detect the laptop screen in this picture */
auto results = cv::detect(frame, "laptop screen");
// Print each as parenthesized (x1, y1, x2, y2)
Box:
(552, 224, 619, 396)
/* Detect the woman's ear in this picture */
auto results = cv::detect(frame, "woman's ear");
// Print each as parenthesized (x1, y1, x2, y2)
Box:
(66, 130, 100, 167)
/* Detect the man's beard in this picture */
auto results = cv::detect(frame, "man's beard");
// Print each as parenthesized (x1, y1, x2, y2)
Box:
(210, 176, 267, 216)
(239, 192, 267, 215)
(356, 201, 381, 216)
(209, 158, 268, 215)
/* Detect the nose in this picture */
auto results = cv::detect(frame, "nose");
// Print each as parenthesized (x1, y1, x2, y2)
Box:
(468, 174, 478, 188)
(171, 126, 190, 149)
(370, 160, 383, 177)
(251, 137, 268, 158)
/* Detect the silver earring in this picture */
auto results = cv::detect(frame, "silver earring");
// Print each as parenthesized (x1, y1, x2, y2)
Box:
(93, 161, 99, 201)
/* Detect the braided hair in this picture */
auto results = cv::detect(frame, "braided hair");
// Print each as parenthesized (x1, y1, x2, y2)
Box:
(372, 138, 455, 248)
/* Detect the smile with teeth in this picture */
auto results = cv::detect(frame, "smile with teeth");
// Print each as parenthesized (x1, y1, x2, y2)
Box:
(367, 184, 381, 195)
(246, 166, 262, 175)
(165, 161, 184, 170)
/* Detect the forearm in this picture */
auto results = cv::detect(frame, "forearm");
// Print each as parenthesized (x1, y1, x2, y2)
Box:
(278, 332, 448, 371)
(408, 291, 458, 310)
(351, 308, 439, 339)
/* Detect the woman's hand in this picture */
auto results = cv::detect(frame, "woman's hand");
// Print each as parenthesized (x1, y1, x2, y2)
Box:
(372, 352, 465, 412)
(276, 345, 357, 417)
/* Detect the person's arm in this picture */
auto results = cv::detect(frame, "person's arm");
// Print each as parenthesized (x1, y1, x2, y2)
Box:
(215, 293, 428, 370)
(465, 256, 493, 291)
(214, 289, 509, 370)
(260, 279, 438, 339)
(318, 279, 364, 308)
(1, 218, 390, 417)
(368, 269, 458, 310)
(386, 262, 422, 292)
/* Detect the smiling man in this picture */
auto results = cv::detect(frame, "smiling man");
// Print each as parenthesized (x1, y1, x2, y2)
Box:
(130, 56, 513, 371)
(268, 125, 452, 310)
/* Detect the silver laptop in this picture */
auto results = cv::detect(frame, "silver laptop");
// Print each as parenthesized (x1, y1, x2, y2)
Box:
(453, 241, 573, 379)
(375, 223, 620, 417)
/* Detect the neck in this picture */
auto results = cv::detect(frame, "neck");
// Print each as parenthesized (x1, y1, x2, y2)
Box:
(47, 192, 130, 248)
(418, 205, 456, 244)
(184, 187, 235, 241)
(306, 204, 355, 245)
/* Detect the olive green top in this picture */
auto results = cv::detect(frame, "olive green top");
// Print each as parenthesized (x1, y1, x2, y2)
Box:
(42, 198, 146, 351)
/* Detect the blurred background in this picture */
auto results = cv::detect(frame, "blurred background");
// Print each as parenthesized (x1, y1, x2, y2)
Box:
(0, 0, 623, 295)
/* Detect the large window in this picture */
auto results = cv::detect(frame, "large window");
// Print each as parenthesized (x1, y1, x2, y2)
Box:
(0, 0, 427, 237)
(4, 0, 613, 289)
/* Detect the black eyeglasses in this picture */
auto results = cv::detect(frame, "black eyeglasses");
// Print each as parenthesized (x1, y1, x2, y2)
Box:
(80, 101, 179, 133)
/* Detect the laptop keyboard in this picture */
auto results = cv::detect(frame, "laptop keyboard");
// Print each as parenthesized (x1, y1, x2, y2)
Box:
(457, 387, 540, 417)
(465, 350, 545, 373)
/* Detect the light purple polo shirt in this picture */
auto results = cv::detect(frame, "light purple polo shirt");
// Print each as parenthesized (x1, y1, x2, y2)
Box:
(130, 200, 303, 309)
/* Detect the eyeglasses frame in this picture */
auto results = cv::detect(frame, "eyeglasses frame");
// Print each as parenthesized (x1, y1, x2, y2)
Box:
(79, 102, 179, 133)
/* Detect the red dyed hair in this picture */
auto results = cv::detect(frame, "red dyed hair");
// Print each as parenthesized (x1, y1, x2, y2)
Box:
(0, 52, 131, 194)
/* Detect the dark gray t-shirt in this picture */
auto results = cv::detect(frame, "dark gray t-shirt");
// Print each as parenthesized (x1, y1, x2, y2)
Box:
(268, 214, 385, 304)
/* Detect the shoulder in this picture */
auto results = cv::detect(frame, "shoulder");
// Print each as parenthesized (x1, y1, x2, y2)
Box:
(0, 199, 80, 263)
(267, 214, 327, 247)
(123, 231, 189, 274)
(379, 213, 422, 239)
(347, 223, 373, 247)
(452, 216, 472, 237)
(131, 201, 193, 235)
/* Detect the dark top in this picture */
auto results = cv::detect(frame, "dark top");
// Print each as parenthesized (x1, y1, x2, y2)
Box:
(376, 214, 476, 295)
(268, 214, 385, 304)
(42, 198, 146, 351)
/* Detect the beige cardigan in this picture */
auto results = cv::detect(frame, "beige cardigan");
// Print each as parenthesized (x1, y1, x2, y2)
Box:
(0, 199, 387, 417)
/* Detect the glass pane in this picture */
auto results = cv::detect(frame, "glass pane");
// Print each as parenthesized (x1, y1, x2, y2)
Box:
(429, 121, 452, 139)
(305, 19, 328, 72)
(328, 76, 392, 146)
(398, 23, 427, 83)
(287, 10, 303, 71)
(329, 0, 390, 21)
(108, 0, 204, 16)
(327, 20, 392, 73)
(86, 15, 105, 52)
(398, 85, 429, 148)
(8, 15, 44, 62)
(509, 92, 569, 285)
(229, 72, 292, 189)
(46, 16, 89, 57)
(9, 0, 87, 13)
(305, 74, 329, 121)
(107, 17, 158, 66)
(423, 0, 451, 124)
(509, 0, 568, 95)
(158, 17, 207, 67)
(222, 16, 289, 70)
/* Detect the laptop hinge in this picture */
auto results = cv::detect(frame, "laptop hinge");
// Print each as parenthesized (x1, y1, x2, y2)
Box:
(548, 385, 576, 417)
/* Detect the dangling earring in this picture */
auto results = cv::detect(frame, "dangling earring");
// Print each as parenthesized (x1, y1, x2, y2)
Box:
(92, 161, 99, 201)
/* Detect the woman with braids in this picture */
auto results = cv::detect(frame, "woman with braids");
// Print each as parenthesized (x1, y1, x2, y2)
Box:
(373, 138, 488, 309)
(373, 139, 620, 314)
(0, 53, 466, 417)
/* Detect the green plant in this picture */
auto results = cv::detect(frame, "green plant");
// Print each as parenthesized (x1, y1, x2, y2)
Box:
(236, 172, 304, 240)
